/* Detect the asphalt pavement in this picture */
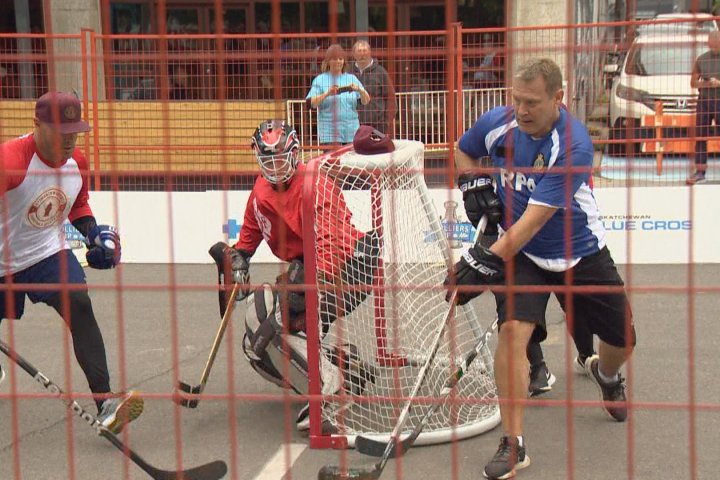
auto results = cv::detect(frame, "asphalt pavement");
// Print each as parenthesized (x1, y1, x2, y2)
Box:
(1, 263, 719, 480)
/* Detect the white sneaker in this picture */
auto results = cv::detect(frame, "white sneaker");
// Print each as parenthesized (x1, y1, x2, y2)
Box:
(0, 364, 5, 385)
(574, 354, 598, 376)
(97, 391, 144, 434)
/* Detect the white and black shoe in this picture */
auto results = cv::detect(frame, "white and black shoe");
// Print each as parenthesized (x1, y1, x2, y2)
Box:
(528, 362, 556, 397)
(295, 402, 341, 435)
(483, 436, 531, 479)
(573, 354, 598, 376)
(296, 402, 311, 432)
(586, 357, 628, 422)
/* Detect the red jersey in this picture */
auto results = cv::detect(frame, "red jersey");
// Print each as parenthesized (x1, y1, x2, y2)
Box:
(0, 133, 93, 276)
(234, 163, 362, 275)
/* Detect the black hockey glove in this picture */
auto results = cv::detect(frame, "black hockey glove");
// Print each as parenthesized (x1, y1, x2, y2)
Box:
(223, 246, 250, 286)
(444, 245, 504, 306)
(458, 173, 502, 235)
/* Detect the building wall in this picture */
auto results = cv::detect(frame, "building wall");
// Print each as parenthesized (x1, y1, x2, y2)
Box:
(47, 0, 105, 98)
(508, 0, 570, 81)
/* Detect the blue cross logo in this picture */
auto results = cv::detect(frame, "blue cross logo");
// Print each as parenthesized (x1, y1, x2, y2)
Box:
(223, 219, 242, 239)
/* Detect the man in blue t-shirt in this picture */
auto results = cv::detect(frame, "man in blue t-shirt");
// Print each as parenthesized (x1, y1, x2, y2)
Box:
(445, 58, 635, 480)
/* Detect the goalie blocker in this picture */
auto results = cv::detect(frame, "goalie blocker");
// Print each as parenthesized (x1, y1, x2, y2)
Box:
(237, 232, 379, 424)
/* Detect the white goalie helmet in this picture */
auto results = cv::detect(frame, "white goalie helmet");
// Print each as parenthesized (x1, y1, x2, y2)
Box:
(251, 120, 301, 184)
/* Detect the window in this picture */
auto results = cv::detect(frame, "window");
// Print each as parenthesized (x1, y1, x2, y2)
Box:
(305, 2, 350, 33)
(626, 41, 708, 76)
(110, 3, 154, 100)
(1, 0, 46, 99)
(254, 2, 301, 33)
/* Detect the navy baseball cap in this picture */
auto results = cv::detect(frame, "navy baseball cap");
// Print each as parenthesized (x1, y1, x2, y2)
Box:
(35, 92, 90, 134)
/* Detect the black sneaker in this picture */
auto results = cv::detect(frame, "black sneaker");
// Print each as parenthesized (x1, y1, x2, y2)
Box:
(528, 363, 556, 397)
(686, 172, 707, 185)
(586, 357, 628, 422)
(483, 436, 531, 479)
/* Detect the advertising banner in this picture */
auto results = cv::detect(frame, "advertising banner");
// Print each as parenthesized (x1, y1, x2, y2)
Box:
(87, 185, 718, 265)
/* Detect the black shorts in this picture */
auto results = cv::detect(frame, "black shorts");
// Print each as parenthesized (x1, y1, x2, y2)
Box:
(493, 246, 635, 348)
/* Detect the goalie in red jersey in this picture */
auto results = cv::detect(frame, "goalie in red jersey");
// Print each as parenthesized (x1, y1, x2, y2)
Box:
(219, 120, 377, 432)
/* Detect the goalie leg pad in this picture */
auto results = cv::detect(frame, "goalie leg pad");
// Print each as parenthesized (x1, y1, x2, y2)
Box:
(243, 335, 287, 390)
(246, 285, 281, 357)
(244, 284, 342, 395)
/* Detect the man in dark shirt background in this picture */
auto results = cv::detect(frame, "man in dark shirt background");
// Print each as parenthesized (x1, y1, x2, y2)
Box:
(351, 40, 397, 135)
(688, 31, 720, 185)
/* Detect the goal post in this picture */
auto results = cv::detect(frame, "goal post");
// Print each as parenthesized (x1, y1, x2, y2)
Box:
(302, 140, 500, 449)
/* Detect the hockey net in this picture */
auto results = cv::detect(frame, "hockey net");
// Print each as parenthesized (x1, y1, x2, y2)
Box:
(302, 140, 500, 448)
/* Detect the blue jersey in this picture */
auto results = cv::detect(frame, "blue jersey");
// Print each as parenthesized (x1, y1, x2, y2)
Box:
(458, 106, 605, 260)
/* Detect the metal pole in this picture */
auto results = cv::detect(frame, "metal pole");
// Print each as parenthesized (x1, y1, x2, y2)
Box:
(13, 0, 35, 98)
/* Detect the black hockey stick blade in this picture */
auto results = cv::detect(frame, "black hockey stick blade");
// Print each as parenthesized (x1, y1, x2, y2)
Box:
(355, 435, 414, 459)
(141, 458, 227, 480)
(102, 429, 228, 480)
(174, 382, 202, 408)
(317, 464, 382, 480)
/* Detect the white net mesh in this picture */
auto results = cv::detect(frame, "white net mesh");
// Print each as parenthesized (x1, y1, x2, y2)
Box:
(309, 140, 500, 446)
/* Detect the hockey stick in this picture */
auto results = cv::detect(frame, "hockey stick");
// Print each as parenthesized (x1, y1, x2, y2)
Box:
(317, 216, 488, 480)
(354, 315, 499, 458)
(175, 282, 240, 408)
(0, 339, 228, 480)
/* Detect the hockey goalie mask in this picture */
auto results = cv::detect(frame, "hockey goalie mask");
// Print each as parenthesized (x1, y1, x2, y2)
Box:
(251, 120, 300, 184)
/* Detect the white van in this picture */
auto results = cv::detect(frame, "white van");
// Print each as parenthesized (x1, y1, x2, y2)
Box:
(607, 30, 709, 155)
(639, 13, 719, 34)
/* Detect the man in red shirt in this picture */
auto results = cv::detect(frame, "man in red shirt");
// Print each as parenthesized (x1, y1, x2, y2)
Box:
(0, 92, 143, 434)
(222, 120, 378, 432)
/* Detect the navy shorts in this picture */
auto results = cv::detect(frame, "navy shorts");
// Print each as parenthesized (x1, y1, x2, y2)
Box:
(493, 246, 635, 348)
(0, 250, 87, 320)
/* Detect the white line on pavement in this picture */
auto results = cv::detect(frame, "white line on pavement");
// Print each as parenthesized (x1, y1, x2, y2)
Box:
(253, 443, 307, 480)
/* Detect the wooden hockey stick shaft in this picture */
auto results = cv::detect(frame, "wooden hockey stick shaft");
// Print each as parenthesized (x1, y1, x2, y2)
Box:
(176, 282, 240, 408)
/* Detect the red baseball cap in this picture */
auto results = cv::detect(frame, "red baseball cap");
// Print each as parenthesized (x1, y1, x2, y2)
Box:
(353, 125, 395, 155)
(35, 92, 90, 134)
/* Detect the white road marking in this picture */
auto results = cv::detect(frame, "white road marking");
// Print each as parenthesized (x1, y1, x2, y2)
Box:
(253, 443, 307, 480)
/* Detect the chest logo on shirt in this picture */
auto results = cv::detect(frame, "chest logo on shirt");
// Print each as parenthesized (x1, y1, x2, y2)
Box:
(27, 187, 68, 228)
(533, 153, 546, 172)
(501, 168, 537, 193)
